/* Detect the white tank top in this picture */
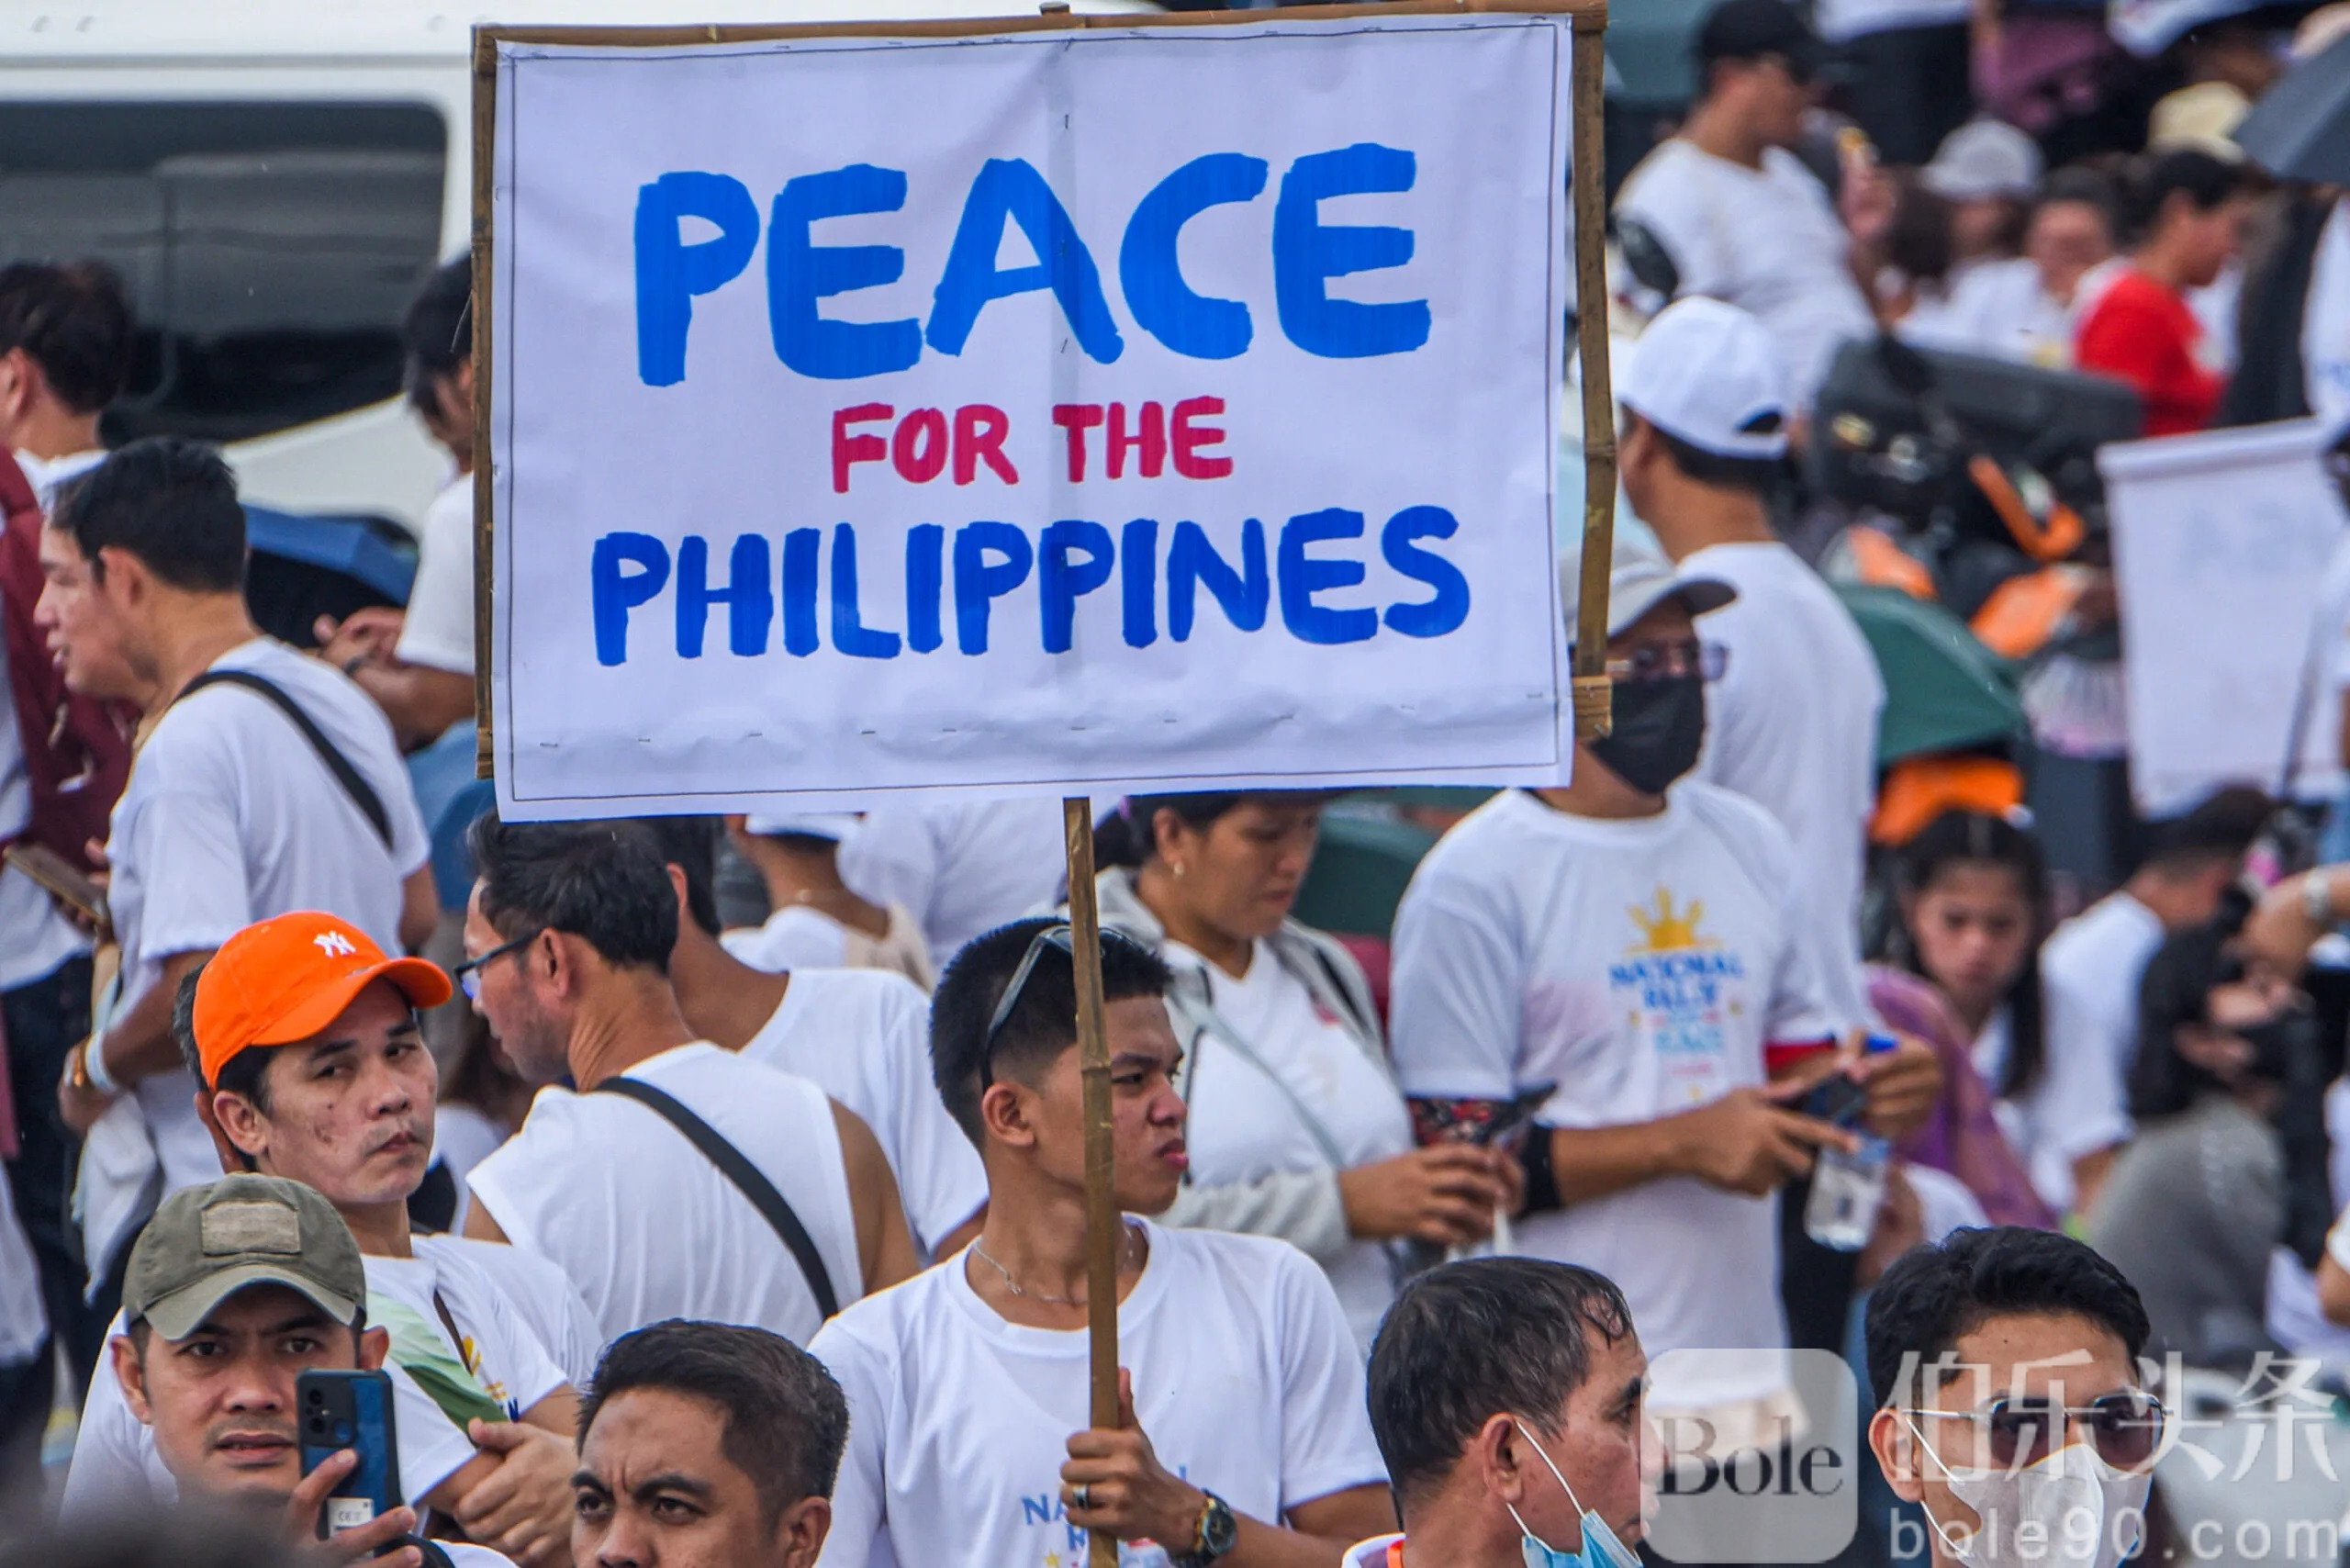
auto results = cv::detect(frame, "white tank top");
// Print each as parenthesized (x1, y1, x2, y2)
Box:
(465, 1042, 862, 1346)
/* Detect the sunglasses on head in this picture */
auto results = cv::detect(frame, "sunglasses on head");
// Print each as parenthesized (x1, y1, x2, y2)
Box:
(1911, 1390, 2165, 1473)
(978, 923, 1157, 1091)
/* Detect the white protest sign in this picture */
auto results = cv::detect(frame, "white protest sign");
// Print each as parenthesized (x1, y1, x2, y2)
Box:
(487, 14, 1570, 818)
(2101, 417, 2349, 817)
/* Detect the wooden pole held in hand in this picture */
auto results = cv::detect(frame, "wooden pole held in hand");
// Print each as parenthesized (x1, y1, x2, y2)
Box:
(1569, 10, 1617, 743)
(1061, 797, 1120, 1568)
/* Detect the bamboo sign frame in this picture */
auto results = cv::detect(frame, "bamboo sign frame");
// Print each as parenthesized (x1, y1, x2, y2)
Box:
(470, 7, 1611, 1562)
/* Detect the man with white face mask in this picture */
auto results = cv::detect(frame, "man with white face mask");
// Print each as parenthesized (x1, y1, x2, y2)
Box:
(1864, 1226, 2162, 1568)
(1348, 1257, 1650, 1568)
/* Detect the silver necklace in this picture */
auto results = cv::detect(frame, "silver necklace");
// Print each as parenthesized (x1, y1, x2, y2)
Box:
(970, 1225, 1136, 1305)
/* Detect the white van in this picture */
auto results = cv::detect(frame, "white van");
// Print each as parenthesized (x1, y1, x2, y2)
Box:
(0, 0, 1151, 533)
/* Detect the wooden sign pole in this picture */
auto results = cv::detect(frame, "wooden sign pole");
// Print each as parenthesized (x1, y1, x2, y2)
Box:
(1569, 10, 1617, 744)
(1059, 797, 1121, 1568)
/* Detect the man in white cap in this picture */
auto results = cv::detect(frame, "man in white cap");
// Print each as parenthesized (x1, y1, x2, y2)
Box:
(1389, 532, 1932, 1541)
(1617, 297, 1886, 1039)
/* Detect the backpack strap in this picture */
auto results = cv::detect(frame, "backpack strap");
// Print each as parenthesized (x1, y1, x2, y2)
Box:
(178, 669, 393, 850)
(592, 1076, 842, 1320)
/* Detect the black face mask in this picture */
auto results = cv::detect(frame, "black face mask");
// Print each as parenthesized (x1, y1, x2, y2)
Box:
(1586, 675, 1707, 797)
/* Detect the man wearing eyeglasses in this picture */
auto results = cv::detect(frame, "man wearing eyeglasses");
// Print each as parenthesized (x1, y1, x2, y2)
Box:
(457, 813, 918, 1347)
(810, 916, 1395, 1568)
(1391, 532, 1936, 1564)
(1864, 1226, 2161, 1568)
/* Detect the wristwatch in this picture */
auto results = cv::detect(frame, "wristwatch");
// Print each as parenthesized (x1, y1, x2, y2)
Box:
(1172, 1492, 1237, 1568)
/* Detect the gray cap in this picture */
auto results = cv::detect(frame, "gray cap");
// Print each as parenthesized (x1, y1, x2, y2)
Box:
(1561, 530, 1738, 643)
(125, 1174, 365, 1342)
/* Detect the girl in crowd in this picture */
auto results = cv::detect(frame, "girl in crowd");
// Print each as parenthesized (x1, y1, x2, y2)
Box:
(2075, 149, 2255, 435)
(1088, 793, 1516, 1355)
(1884, 812, 2091, 1218)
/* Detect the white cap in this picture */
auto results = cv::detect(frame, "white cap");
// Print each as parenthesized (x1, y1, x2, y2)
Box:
(1922, 119, 2042, 202)
(1561, 530, 1738, 643)
(742, 812, 861, 842)
(1617, 297, 1790, 463)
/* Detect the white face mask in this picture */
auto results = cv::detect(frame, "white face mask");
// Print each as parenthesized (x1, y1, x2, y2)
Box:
(1905, 1417, 2152, 1568)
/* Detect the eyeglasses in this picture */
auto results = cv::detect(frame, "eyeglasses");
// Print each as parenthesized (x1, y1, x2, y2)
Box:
(1909, 1391, 2165, 1473)
(978, 923, 1158, 1091)
(452, 927, 542, 1002)
(1605, 639, 1729, 686)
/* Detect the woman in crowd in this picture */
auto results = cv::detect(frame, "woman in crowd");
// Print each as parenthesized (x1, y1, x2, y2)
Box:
(2075, 149, 2255, 434)
(2090, 902, 2305, 1365)
(1087, 792, 1516, 1355)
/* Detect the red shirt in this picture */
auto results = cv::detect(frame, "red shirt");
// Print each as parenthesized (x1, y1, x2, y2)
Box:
(2074, 268, 2226, 437)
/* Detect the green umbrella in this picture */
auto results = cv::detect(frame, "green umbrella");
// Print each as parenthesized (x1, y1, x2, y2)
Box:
(1832, 584, 2024, 767)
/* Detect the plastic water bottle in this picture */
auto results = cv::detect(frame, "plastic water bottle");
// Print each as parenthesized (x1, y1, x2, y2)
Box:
(1804, 1133, 1890, 1250)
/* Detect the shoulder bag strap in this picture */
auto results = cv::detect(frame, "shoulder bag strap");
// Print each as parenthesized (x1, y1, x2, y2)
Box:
(592, 1076, 841, 1320)
(178, 669, 393, 849)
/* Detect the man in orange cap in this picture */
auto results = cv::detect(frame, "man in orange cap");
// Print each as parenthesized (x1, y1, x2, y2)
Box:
(61, 910, 584, 1568)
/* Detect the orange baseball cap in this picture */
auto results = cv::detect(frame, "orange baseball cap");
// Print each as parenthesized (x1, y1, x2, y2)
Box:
(192, 911, 453, 1088)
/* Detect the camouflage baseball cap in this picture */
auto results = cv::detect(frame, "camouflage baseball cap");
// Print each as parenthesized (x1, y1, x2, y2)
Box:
(125, 1174, 365, 1342)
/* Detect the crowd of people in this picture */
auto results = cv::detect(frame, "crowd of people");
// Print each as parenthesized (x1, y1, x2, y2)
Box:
(3, 0, 2350, 1564)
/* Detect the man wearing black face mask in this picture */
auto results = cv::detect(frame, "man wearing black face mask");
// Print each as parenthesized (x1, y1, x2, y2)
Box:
(1620, 297, 1885, 1042)
(1393, 534, 1908, 1532)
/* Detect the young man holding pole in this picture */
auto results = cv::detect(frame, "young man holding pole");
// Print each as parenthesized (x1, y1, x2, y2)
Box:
(810, 915, 1395, 1568)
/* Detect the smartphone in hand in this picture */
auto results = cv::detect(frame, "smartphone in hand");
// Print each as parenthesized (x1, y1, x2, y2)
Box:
(297, 1369, 402, 1539)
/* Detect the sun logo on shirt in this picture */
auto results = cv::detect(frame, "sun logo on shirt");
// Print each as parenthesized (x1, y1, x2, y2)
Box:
(1627, 888, 1714, 954)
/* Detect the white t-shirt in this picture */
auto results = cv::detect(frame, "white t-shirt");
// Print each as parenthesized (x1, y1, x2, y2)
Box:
(737, 969, 987, 1256)
(811, 1221, 1386, 1568)
(1388, 786, 1843, 1408)
(1164, 938, 1413, 1354)
(2035, 891, 2163, 1211)
(1682, 541, 1885, 1032)
(395, 476, 476, 677)
(94, 639, 430, 1266)
(421, 1232, 604, 1390)
(1616, 141, 1876, 409)
(427, 1103, 511, 1240)
(837, 798, 1069, 967)
(62, 1233, 563, 1520)
(1900, 256, 2082, 369)
(722, 902, 934, 992)
(465, 1043, 864, 1347)
(0, 614, 88, 991)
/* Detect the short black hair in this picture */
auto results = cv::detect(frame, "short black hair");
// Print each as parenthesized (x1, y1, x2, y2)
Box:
(634, 814, 722, 937)
(50, 437, 245, 594)
(2140, 785, 2268, 876)
(402, 258, 472, 414)
(1627, 409, 1783, 498)
(2034, 166, 2119, 232)
(580, 1319, 849, 1523)
(930, 916, 1173, 1147)
(1369, 1259, 1636, 1505)
(1863, 1227, 2150, 1409)
(173, 962, 268, 1172)
(469, 812, 677, 973)
(2122, 148, 2253, 243)
(0, 260, 134, 414)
